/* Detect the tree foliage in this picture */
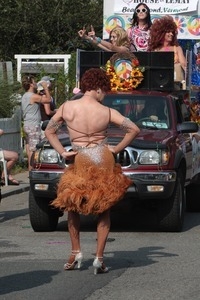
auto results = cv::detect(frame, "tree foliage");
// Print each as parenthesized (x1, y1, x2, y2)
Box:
(0, 0, 103, 114)
(0, 0, 103, 62)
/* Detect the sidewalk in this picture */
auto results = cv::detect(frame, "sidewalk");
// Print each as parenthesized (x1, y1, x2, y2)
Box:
(1, 171, 30, 198)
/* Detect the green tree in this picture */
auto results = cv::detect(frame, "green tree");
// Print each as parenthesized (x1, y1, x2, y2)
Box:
(0, 0, 103, 62)
(0, 0, 104, 114)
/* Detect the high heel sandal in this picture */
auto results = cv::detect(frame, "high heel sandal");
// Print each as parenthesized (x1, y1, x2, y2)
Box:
(93, 257, 109, 275)
(64, 250, 83, 270)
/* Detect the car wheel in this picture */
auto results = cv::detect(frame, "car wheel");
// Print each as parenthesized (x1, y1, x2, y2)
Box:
(157, 171, 185, 232)
(186, 184, 200, 212)
(29, 189, 59, 232)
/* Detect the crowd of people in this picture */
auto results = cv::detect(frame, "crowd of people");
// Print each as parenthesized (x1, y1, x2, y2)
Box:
(51, 3, 187, 275)
(0, 2, 188, 274)
(78, 2, 187, 81)
(45, 3, 187, 275)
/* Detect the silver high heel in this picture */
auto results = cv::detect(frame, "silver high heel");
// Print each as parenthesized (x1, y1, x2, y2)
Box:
(64, 250, 83, 270)
(93, 257, 109, 275)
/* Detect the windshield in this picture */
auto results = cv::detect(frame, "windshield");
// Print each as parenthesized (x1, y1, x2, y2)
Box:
(103, 94, 170, 129)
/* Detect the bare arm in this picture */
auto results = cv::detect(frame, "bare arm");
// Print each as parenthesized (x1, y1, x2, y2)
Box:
(108, 108, 140, 154)
(79, 26, 113, 52)
(87, 35, 129, 53)
(93, 38, 129, 53)
(44, 105, 77, 159)
(78, 27, 129, 53)
(43, 103, 56, 117)
(177, 46, 187, 70)
(31, 81, 51, 104)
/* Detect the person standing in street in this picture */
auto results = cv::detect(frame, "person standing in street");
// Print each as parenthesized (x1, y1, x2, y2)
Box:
(45, 68, 140, 275)
(21, 75, 51, 171)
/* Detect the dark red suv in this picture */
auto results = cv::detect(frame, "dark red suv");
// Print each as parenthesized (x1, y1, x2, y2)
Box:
(29, 89, 199, 232)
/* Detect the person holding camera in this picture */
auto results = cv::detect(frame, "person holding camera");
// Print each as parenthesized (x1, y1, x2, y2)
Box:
(38, 76, 57, 138)
(21, 75, 51, 171)
(38, 76, 57, 121)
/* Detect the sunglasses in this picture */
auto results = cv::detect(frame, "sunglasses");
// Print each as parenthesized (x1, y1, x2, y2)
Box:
(136, 8, 147, 13)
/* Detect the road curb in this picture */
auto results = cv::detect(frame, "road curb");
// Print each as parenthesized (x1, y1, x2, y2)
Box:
(1, 186, 30, 199)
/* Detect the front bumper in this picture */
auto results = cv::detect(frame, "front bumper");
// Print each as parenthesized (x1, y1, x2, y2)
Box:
(125, 170, 177, 200)
(29, 169, 177, 201)
(29, 170, 63, 198)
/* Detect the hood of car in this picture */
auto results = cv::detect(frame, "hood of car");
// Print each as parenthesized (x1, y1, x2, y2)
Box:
(38, 125, 173, 151)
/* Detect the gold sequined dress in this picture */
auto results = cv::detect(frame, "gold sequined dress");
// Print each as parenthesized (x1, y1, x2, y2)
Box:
(51, 143, 132, 215)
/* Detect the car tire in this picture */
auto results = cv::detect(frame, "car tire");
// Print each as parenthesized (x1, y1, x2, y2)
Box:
(186, 184, 200, 212)
(29, 189, 59, 232)
(157, 171, 185, 232)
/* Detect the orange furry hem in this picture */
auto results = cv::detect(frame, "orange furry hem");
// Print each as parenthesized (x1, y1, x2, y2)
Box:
(51, 163, 132, 215)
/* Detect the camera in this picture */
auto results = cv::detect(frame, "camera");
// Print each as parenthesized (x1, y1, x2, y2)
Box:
(37, 80, 50, 93)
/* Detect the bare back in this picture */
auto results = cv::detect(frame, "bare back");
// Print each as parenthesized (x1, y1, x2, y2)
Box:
(62, 97, 110, 147)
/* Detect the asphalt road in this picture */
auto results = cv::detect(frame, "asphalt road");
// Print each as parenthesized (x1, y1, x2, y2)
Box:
(1, 191, 200, 300)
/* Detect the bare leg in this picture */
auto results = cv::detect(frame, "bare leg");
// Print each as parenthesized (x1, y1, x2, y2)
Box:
(64, 211, 82, 269)
(92, 210, 110, 274)
(25, 143, 33, 171)
(67, 211, 81, 251)
(96, 209, 110, 258)
(2, 150, 18, 182)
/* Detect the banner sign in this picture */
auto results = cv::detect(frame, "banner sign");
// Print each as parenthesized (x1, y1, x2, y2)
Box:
(114, 0, 199, 15)
(103, 14, 200, 40)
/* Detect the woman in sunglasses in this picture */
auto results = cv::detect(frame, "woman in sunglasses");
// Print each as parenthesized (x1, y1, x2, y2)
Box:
(127, 3, 152, 52)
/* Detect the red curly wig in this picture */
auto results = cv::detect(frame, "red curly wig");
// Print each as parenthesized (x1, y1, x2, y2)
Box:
(148, 15, 179, 51)
(80, 68, 111, 93)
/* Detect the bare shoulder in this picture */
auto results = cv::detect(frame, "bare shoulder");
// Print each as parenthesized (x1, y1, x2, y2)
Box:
(60, 100, 78, 119)
(177, 45, 184, 52)
(62, 100, 78, 111)
(110, 107, 125, 123)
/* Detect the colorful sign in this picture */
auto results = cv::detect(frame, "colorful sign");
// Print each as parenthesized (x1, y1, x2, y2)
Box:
(103, 0, 200, 40)
(114, 0, 199, 15)
(103, 14, 200, 40)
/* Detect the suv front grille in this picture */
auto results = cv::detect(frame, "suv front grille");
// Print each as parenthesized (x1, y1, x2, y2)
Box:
(63, 146, 138, 168)
(115, 150, 130, 166)
(115, 147, 138, 167)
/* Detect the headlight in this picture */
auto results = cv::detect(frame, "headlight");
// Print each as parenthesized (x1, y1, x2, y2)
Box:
(139, 150, 169, 165)
(34, 149, 59, 164)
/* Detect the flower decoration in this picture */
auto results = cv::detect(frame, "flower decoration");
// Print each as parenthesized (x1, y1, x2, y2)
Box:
(196, 53, 200, 68)
(190, 101, 200, 125)
(105, 52, 145, 91)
